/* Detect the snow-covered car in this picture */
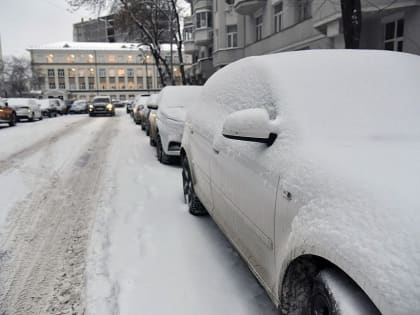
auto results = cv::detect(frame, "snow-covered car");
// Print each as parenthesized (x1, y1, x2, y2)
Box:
(155, 86, 201, 164)
(180, 50, 420, 315)
(69, 100, 88, 114)
(37, 99, 60, 117)
(0, 99, 17, 127)
(132, 94, 150, 125)
(88, 96, 115, 116)
(7, 98, 42, 122)
(145, 94, 159, 137)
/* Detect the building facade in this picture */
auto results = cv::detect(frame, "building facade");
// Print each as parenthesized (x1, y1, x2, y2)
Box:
(28, 42, 191, 101)
(184, 0, 420, 84)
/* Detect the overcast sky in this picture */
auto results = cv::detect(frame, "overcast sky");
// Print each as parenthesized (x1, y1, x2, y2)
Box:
(0, 0, 93, 58)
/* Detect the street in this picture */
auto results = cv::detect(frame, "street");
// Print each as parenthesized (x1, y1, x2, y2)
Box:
(0, 109, 277, 315)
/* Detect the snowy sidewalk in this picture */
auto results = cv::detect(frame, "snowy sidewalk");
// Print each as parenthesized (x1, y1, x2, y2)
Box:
(85, 112, 277, 315)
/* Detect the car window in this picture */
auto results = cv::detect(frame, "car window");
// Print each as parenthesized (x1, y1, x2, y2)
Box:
(93, 98, 110, 103)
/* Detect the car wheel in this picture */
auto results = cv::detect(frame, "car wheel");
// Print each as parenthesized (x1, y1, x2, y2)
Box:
(156, 135, 171, 164)
(149, 136, 156, 147)
(29, 113, 34, 122)
(182, 156, 207, 216)
(9, 113, 17, 127)
(310, 269, 379, 315)
(141, 123, 145, 130)
(39, 115, 43, 120)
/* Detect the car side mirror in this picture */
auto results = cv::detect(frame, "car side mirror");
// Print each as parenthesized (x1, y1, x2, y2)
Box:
(222, 108, 277, 146)
(5, 102, 8, 107)
(147, 104, 158, 110)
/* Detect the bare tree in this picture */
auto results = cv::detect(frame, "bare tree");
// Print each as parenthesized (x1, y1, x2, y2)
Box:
(2, 57, 32, 97)
(67, 0, 188, 86)
(340, 0, 362, 48)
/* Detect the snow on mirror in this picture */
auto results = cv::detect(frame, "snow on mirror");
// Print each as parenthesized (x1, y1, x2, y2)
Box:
(222, 108, 277, 145)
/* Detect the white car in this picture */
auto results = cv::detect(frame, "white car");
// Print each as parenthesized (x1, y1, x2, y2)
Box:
(37, 99, 60, 117)
(7, 98, 42, 122)
(155, 86, 201, 164)
(180, 50, 420, 315)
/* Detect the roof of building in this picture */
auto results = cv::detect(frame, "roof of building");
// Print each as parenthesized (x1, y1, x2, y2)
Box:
(27, 41, 178, 52)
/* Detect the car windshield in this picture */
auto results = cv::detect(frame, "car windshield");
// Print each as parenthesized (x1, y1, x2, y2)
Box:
(93, 98, 109, 103)
(73, 100, 86, 106)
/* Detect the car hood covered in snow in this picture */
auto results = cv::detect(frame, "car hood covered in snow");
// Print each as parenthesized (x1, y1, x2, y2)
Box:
(199, 50, 420, 314)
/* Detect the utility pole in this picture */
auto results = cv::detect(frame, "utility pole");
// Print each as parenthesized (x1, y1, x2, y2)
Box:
(341, 0, 362, 49)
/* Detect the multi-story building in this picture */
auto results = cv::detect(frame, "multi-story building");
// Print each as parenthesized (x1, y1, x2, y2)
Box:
(28, 42, 191, 101)
(184, 0, 420, 84)
(73, 15, 131, 43)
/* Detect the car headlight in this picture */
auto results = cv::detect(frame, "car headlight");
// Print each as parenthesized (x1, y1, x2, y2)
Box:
(88, 104, 94, 111)
(106, 104, 113, 110)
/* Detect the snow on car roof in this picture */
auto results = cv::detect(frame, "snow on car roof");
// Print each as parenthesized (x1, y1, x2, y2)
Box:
(158, 86, 202, 109)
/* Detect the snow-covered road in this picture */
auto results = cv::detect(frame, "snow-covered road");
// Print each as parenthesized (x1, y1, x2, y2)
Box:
(0, 110, 277, 314)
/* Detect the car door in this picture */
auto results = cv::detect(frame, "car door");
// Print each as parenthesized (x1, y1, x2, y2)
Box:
(208, 79, 279, 288)
(185, 116, 214, 212)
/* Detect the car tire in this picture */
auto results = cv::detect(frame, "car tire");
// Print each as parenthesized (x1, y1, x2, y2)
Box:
(182, 156, 207, 216)
(149, 136, 156, 147)
(9, 113, 17, 127)
(29, 113, 34, 122)
(156, 135, 171, 164)
(310, 269, 380, 315)
(89, 113, 95, 117)
(141, 123, 145, 130)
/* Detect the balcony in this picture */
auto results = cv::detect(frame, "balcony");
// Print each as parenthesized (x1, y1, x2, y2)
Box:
(234, 0, 266, 15)
(194, 28, 212, 45)
(213, 48, 244, 67)
(184, 40, 196, 54)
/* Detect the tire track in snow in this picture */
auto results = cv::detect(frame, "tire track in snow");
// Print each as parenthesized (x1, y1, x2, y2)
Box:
(0, 117, 92, 175)
(0, 116, 118, 315)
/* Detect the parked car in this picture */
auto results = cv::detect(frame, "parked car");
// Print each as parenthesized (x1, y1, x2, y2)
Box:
(0, 99, 17, 127)
(112, 100, 125, 108)
(132, 94, 150, 125)
(88, 96, 115, 116)
(145, 94, 159, 137)
(154, 86, 201, 163)
(69, 100, 88, 114)
(7, 98, 42, 122)
(65, 100, 74, 114)
(37, 99, 60, 117)
(148, 105, 158, 147)
(126, 100, 134, 114)
(180, 50, 420, 315)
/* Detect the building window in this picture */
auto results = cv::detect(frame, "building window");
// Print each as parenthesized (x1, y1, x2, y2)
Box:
(67, 54, 76, 63)
(49, 82, 56, 89)
(274, 2, 283, 33)
(89, 82, 95, 89)
(68, 68, 76, 77)
(88, 68, 95, 77)
(109, 68, 116, 77)
(108, 55, 116, 63)
(196, 11, 212, 29)
(127, 68, 134, 77)
(184, 27, 193, 41)
(48, 69, 55, 78)
(226, 25, 238, 48)
(296, 0, 310, 23)
(78, 69, 85, 77)
(79, 82, 86, 90)
(256, 16, 263, 41)
(384, 19, 404, 51)
(128, 55, 134, 63)
(47, 54, 54, 63)
(118, 69, 125, 76)
(88, 54, 95, 63)
(59, 82, 66, 89)
(99, 68, 106, 77)
(57, 69, 65, 78)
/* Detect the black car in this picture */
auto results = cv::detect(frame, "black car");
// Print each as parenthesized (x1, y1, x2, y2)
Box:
(88, 96, 115, 116)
